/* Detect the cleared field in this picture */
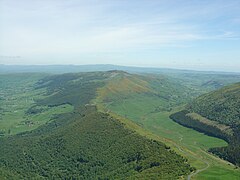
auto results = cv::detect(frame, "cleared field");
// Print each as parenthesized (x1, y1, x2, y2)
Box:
(104, 94, 240, 179)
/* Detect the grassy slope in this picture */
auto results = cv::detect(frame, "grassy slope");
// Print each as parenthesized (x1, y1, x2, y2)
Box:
(0, 72, 192, 179)
(0, 73, 74, 135)
(96, 72, 240, 179)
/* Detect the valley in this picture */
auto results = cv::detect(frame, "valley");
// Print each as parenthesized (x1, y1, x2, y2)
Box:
(2, 0, 240, 179)
(0, 68, 239, 179)
(95, 71, 240, 179)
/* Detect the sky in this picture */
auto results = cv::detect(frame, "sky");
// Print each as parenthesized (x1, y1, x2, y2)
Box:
(0, 0, 240, 72)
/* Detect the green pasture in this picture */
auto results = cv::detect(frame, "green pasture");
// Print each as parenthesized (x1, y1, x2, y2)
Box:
(0, 73, 73, 135)
(105, 93, 240, 179)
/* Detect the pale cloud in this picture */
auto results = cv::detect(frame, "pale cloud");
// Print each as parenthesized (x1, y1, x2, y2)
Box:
(0, 0, 240, 72)
(0, 0, 238, 55)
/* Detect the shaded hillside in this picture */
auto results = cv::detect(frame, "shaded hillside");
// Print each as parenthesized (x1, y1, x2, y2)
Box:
(0, 72, 192, 179)
(36, 72, 109, 107)
(170, 82, 240, 166)
(187, 82, 240, 126)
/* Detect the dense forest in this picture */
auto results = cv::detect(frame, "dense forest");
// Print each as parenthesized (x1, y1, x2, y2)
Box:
(170, 83, 240, 166)
(169, 110, 230, 142)
(187, 82, 240, 126)
(0, 72, 193, 179)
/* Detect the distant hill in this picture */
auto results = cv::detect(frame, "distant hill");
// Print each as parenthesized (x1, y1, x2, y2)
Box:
(0, 71, 192, 179)
(170, 82, 240, 166)
(1, 64, 240, 75)
(1, 64, 240, 93)
(96, 71, 200, 114)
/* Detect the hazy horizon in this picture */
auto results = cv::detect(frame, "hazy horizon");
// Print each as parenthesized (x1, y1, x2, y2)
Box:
(1, 63, 240, 74)
(1, 0, 240, 72)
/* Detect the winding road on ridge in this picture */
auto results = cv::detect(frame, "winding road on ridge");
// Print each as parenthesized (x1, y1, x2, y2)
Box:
(187, 160, 210, 180)
(174, 132, 210, 180)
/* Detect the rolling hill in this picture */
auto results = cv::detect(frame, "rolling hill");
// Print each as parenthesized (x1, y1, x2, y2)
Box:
(0, 71, 193, 179)
(170, 82, 240, 166)
(96, 71, 197, 112)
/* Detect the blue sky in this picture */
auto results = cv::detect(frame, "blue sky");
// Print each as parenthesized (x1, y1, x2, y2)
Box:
(0, 0, 240, 72)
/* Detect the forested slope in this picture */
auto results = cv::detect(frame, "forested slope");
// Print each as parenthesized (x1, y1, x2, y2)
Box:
(0, 71, 192, 179)
(170, 82, 240, 166)
(188, 82, 240, 125)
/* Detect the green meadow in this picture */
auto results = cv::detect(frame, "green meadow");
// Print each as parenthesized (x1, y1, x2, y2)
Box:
(106, 94, 240, 179)
(0, 73, 73, 135)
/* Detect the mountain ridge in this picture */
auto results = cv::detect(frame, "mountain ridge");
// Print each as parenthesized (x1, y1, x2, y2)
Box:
(0, 71, 193, 179)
